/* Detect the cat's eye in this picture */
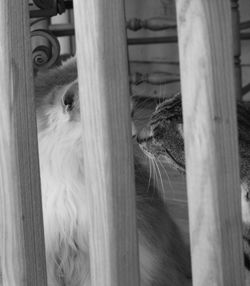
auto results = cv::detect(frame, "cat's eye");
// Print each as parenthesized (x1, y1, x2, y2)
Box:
(62, 90, 74, 112)
(246, 191, 250, 201)
(136, 126, 153, 144)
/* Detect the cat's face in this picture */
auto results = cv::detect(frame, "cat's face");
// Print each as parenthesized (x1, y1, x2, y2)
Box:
(35, 57, 80, 132)
(35, 57, 136, 136)
(35, 58, 85, 183)
(137, 93, 186, 173)
(36, 79, 80, 132)
(35, 57, 137, 165)
(137, 93, 250, 227)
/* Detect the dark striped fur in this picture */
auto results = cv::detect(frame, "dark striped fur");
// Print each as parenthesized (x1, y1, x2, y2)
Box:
(137, 93, 250, 273)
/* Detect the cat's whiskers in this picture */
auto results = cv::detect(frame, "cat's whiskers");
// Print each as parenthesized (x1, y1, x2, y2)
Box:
(146, 154, 161, 195)
(152, 159, 159, 193)
(139, 146, 162, 194)
(147, 156, 153, 192)
(146, 155, 159, 196)
(152, 157, 165, 195)
(139, 141, 177, 198)
(157, 158, 176, 195)
(149, 157, 157, 189)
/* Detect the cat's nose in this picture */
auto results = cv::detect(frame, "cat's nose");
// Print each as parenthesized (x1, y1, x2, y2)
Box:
(136, 126, 153, 144)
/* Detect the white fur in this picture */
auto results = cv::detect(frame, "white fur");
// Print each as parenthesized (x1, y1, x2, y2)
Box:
(37, 91, 160, 286)
(241, 182, 250, 226)
(138, 239, 159, 286)
(38, 97, 91, 285)
(35, 57, 193, 286)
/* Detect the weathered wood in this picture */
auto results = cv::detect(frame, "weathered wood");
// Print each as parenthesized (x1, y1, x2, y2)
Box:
(176, 0, 245, 285)
(0, 1, 47, 286)
(231, 0, 242, 100)
(73, 1, 140, 286)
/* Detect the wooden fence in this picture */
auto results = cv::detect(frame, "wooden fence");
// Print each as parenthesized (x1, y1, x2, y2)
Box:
(0, 1, 47, 285)
(176, 0, 244, 285)
(0, 0, 245, 285)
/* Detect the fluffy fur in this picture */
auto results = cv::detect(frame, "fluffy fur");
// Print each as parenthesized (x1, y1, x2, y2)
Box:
(35, 58, 191, 286)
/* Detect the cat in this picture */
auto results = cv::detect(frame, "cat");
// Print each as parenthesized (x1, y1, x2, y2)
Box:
(34, 58, 191, 286)
(136, 92, 250, 281)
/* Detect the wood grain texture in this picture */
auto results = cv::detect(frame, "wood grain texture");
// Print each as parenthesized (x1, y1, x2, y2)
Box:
(0, 1, 47, 286)
(73, 1, 140, 286)
(176, 0, 245, 285)
(231, 0, 242, 99)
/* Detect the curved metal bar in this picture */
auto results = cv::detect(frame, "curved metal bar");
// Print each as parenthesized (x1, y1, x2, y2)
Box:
(130, 71, 180, 85)
(29, 0, 69, 18)
(31, 29, 60, 70)
(33, 0, 56, 9)
(126, 17, 176, 31)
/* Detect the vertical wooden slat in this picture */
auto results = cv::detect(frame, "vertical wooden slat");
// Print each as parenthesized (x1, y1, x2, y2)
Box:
(176, 1, 245, 285)
(231, 0, 242, 100)
(73, 1, 140, 286)
(0, 1, 47, 286)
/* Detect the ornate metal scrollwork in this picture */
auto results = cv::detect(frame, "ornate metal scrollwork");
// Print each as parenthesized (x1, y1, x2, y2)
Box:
(29, 0, 72, 18)
(126, 17, 176, 31)
(33, 0, 55, 9)
(29, 1, 74, 70)
(130, 71, 179, 85)
(31, 30, 60, 70)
